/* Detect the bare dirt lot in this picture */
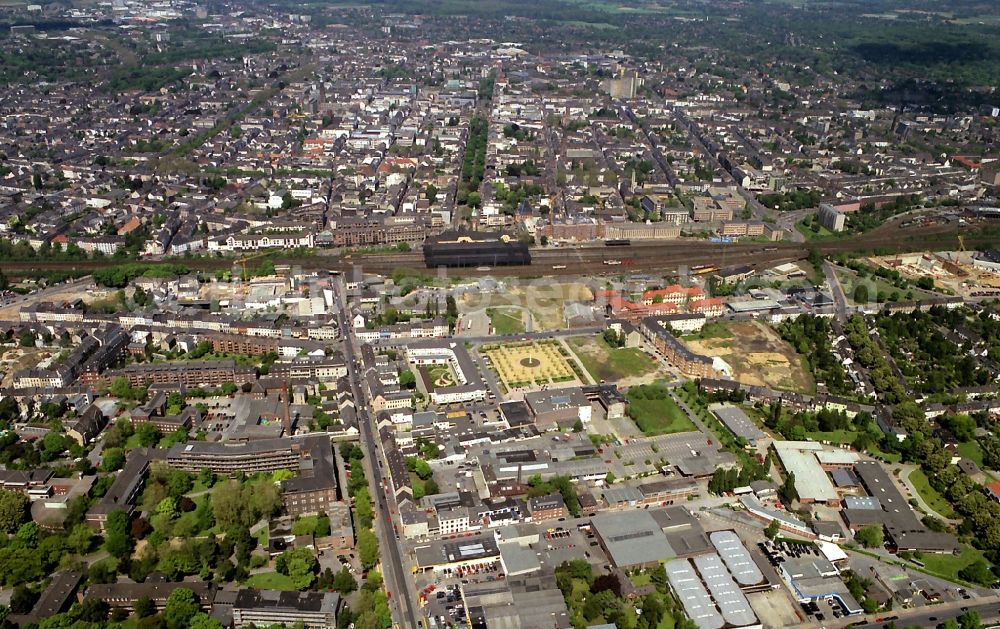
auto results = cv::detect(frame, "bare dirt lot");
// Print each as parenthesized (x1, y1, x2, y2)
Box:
(0, 278, 105, 320)
(0, 347, 56, 387)
(566, 335, 662, 387)
(459, 282, 594, 331)
(684, 321, 814, 393)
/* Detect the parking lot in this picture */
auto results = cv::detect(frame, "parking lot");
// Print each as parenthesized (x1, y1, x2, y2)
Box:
(539, 525, 603, 567)
(758, 538, 823, 569)
(421, 582, 467, 626)
(610, 430, 716, 469)
(757, 539, 856, 623)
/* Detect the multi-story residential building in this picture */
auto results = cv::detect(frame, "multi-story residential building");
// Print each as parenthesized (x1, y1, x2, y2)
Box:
(527, 493, 568, 521)
(438, 506, 472, 535)
(207, 333, 280, 355)
(224, 232, 315, 251)
(84, 582, 216, 613)
(232, 590, 340, 629)
(102, 360, 256, 388)
(87, 449, 166, 530)
(280, 437, 339, 517)
(269, 356, 348, 383)
(165, 437, 305, 475)
(640, 316, 717, 378)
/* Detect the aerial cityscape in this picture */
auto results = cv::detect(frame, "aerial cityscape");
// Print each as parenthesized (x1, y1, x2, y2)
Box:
(0, 0, 998, 628)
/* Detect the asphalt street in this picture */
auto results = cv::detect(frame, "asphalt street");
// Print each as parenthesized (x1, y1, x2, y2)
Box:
(335, 278, 419, 629)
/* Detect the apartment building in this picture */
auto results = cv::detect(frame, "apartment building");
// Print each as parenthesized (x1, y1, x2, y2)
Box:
(232, 590, 340, 629)
(640, 316, 717, 378)
(103, 360, 256, 388)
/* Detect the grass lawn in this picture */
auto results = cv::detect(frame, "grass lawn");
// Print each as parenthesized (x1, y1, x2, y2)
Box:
(908, 469, 956, 518)
(568, 335, 657, 383)
(487, 308, 525, 335)
(957, 440, 985, 467)
(836, 267, 941, 305)
(682, 321, 732, 341)
(188, 477, 214, 495)
(292, 515, 320, 536)
(868, 445, 902, 463)
(919, 545, 987, 584)
(245, 571, 298, 591)
(796, 219, 841, 241)
(255, 526, 269, 548)
(630, 571, 653, 588)
(626, 391, 696, 435)
(425, 364, 456, 388)
(410, 472, 427, 498)
(805, 430, 858, 445)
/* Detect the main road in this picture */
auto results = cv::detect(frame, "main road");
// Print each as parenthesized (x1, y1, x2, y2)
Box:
(333, 279, 419, 629)
(823, 596, 1000, 629)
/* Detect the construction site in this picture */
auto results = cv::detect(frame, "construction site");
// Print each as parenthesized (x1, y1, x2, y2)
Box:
(872, 237, 1000, 299)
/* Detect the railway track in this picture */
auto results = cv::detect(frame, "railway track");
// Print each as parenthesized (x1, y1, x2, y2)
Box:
(0, 221, 990, 280)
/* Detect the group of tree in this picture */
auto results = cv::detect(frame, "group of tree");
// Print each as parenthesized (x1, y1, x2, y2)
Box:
(337, 572, 392, 629)
(501, 123, 534, 142)
(765, 401, 879, 449)
(602, 328, 626, 348)
(526, 474, 580, 517)
(458, 115, 488, 206)
(777, 314, 851, 395)
(555, 560, 697, 629)
(275, 546, 319, 590)
(875, 308, 992, 394)
(210, 477, 282, 530)
(758, 188, 821, 212)
(92, 263, 189, 288)
(26, 586, 221, 629)
(842, 570, 886, 614)
(398, 369, 416, 389)
(339, 443, 376, 530)
(777, 472, 798, 505)
(707, 459, 769, 495)
(493, 181, 544, 214)
(844, 314, 909, 404)
(108, 377, 150, 403)
(846, 194, 922, 233)
(504, 159, 540, 177)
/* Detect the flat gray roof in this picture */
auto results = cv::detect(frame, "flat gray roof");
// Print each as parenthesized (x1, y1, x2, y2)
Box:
(414, 536, 501, 568)
(773, 441, 838, 502)
(831, 468, 860, 487)
(843, 495, 881, 510)
(498, 542, 541, 576)
(591, 511, 675, 567)
(710, 404, 766, 442)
